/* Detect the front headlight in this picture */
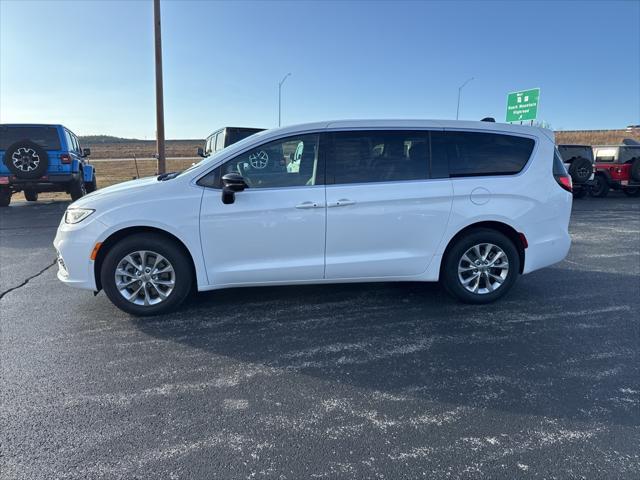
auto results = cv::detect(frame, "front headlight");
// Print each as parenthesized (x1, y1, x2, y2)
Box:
(64, 208, 95, 224)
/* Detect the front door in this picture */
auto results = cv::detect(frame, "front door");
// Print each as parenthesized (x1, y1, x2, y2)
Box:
(199, 133, 326, 286)
(324, 130, 453, 279)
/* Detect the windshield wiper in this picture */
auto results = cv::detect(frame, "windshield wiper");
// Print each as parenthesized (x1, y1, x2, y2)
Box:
(157, 171, 181, 181)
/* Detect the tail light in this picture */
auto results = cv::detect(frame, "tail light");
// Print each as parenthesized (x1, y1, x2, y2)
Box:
(555, 174, 573, 193)
(553, 148, 572, 193)
(60, 153, 71, 164)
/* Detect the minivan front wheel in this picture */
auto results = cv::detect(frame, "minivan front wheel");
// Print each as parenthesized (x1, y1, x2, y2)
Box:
(442, 229, 520, 304)
(101, 234, 193, 316)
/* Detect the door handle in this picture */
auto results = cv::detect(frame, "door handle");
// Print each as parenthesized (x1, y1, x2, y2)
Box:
(327, 199, 356, 208)
(295, 201, 322, 209)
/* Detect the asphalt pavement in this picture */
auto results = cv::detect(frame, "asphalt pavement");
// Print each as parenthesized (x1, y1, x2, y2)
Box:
(1, 194, 639, 479)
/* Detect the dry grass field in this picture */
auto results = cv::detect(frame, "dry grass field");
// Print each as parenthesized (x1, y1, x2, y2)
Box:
(26, 128, 638, 203)
(37, 158, 197, 201)
(83, 139, 203, 159)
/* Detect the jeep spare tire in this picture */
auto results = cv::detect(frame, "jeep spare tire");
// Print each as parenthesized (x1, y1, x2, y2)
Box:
(568, 157, 593, 184)
(3, 140, 49, 179)
(631, 158, 640, 182)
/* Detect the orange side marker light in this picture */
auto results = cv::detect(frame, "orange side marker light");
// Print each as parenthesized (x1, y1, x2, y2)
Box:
(90, 242, 102, 261)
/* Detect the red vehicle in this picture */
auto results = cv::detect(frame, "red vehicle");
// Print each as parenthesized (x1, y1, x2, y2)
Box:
(590, 141, 640, 197)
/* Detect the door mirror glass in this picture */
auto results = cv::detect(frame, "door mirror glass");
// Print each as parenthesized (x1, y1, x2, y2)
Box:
(197, 147, 205, 158)
(82, 148, 91, 157)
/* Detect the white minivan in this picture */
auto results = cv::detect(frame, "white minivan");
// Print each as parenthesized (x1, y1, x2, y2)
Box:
(54, 120, 572, 316)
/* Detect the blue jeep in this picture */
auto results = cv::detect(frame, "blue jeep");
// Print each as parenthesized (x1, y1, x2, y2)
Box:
(0, 124, 96, 207)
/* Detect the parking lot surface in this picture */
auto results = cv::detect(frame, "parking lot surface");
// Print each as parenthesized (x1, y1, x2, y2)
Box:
(1, 195, 639, 479)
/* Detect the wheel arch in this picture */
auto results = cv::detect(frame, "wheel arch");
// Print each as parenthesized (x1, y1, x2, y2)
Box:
(94, 226, 198, 291)
(440, 221, 526, 276)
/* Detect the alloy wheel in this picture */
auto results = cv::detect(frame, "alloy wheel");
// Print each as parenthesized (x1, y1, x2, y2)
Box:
(12, 147, 40, 172)
(457, 243, 509, 294)
(114, 250, 176, 306)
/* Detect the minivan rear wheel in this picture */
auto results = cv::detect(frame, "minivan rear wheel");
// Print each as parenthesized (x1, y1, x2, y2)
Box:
(442, 229, 520, 304)
(101, 234, 193, 316)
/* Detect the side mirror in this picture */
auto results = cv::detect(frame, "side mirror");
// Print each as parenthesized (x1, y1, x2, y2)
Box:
(197, 147, 205, 158)
(82, 148, 91, 157)
(222, 173, 247, 192)
(221, 172, 247, 204)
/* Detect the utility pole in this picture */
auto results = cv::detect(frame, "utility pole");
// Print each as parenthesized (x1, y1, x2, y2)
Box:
(153, 0, 166, 174)
(456, 77, 474, 120)
(278, 73, 291, 127)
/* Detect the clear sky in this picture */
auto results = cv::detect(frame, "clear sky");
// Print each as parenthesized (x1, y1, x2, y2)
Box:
(1, 0, 638, 139)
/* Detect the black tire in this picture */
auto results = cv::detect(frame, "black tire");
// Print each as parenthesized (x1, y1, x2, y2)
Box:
(572, 187, 587, 199)
(568, 157, 593, 184)
(85, 174, 97, 193)
(631, 158, 640, 182)
(441, 229, 520, 304)
(0, 187, 11, 207)
(589, 174, 609, 198)
(622, 187, 640, 197)
(3, 140, 49, 179)
(101, 233, 193, 316)
(24, 190, 38, 202)
(69, 174, 86, 201)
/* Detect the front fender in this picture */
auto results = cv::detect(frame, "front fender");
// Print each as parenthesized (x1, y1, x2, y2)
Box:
(94, 218, 209, 290)
(83, 163, 95, 182)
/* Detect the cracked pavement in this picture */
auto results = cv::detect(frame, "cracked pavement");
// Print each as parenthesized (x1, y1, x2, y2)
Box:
(1, 195, 639, 479)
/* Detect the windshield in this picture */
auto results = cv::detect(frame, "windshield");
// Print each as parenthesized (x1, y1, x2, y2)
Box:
(226, 129, 263, 146)
(0, 126, 61, 150)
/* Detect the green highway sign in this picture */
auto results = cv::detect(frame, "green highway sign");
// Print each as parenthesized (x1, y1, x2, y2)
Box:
(506, 88, 540, 122)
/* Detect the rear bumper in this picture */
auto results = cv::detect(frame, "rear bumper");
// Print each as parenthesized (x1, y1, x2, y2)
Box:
(523, 230, 571, 274)
(573, 179, 596, 188)
(0, 174, 76, 192)
(607, 179, 640, 189)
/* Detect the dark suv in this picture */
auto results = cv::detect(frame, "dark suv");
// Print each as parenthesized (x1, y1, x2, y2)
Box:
(557, 144, 595, 198)
(0, 124, 96, 206)
(197, 126, 264, 158)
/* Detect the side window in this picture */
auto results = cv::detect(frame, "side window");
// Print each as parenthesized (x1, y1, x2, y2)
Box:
(64, 130, 75, 152)
(206, 134, 216, 156)
(434, 131, 535, 177)
(553, 148, 569, 176)
(327, 131, 429, 185)
(72, 134, 80, 153)
(215, 131, 225, 152)
(205, 134, 320, 189)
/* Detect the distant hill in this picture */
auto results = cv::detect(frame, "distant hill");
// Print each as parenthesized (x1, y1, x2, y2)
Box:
(80, 135, 203, 144)
(79, 135, 144, 144)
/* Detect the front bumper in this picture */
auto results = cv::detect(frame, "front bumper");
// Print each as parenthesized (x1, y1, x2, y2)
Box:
(54, 215, 108, 291)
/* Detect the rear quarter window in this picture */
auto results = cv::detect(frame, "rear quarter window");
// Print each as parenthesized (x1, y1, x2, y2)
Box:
(553, 148, 569, 176)
(432, 131, 535, 177)
(0, 126, 61, 150)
